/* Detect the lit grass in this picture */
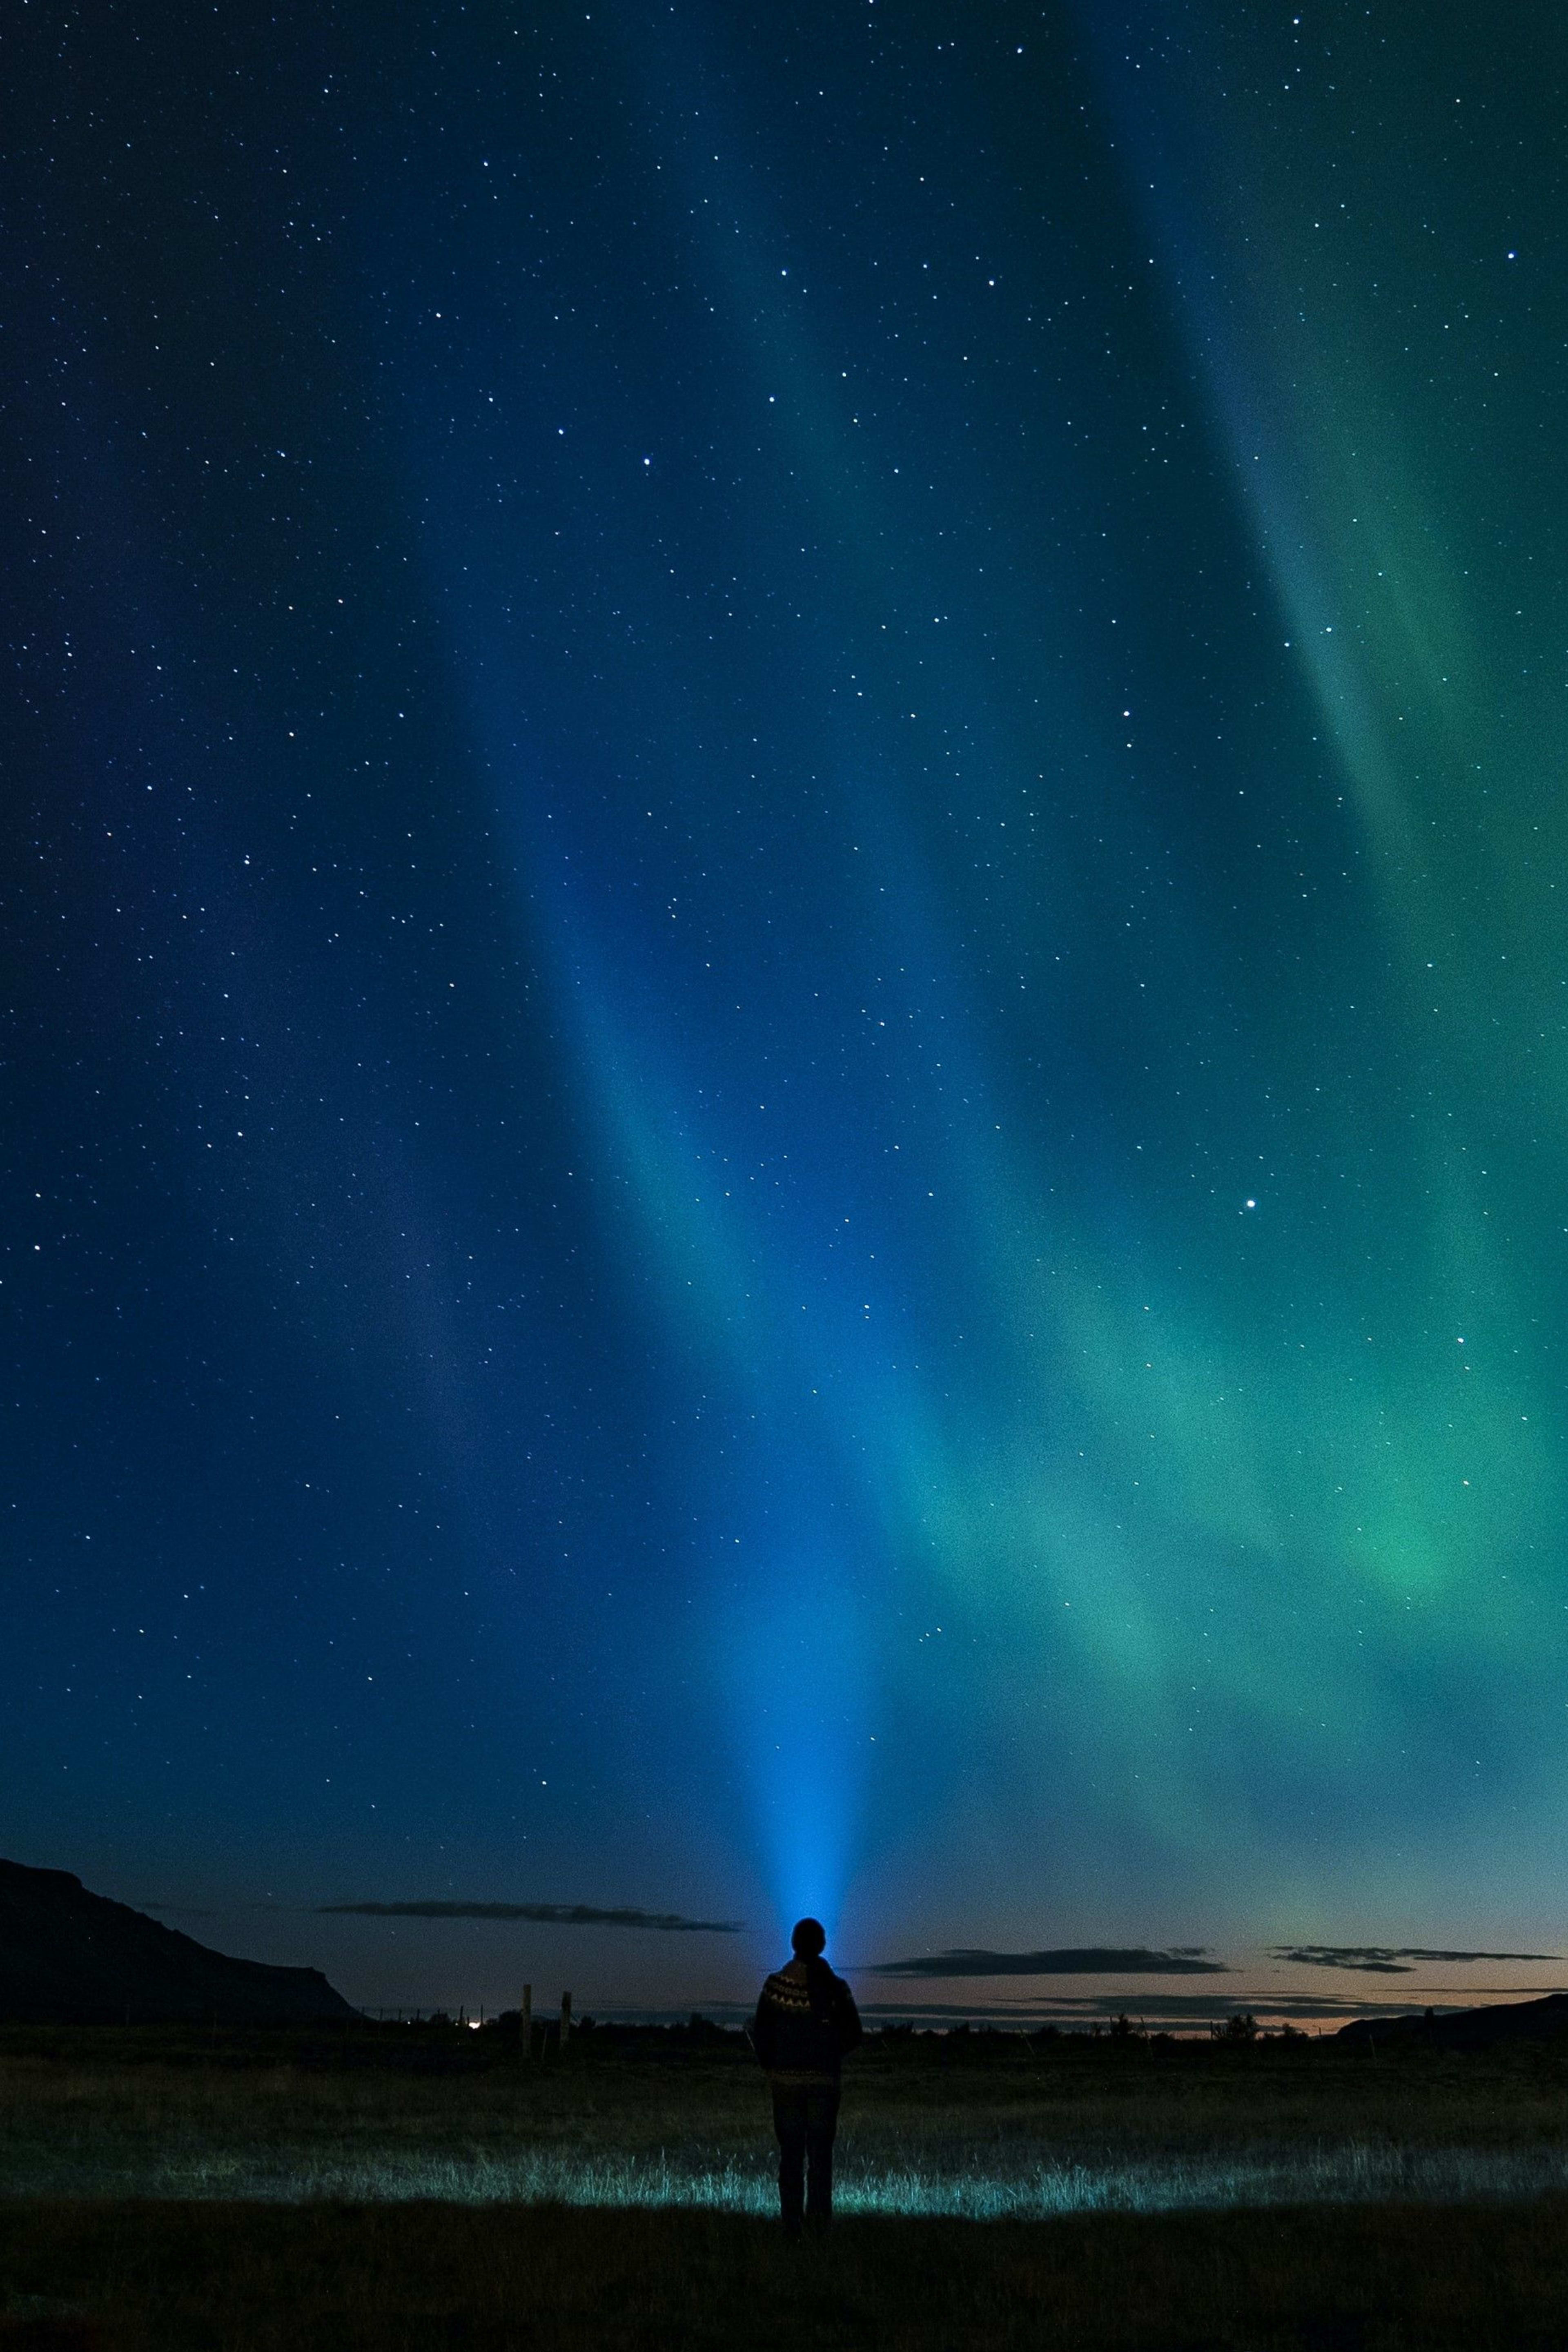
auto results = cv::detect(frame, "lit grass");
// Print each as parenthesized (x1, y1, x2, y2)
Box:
(13, 2136, 1568, 2218)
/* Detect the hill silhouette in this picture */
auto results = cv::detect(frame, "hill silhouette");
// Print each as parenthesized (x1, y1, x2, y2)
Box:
(1338, 1991, 1568, 2051)
(0, 1858, 357, 2024)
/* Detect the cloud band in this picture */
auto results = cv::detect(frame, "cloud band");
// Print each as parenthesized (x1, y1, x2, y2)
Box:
(1273, 1946, 1560, 1973)
(318, 1901, 742, 1932)
(869, 1946, 1229, 1978)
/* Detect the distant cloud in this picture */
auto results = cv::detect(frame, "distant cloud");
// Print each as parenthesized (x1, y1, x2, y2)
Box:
(869, 1946, 1229, 1978)
(318, 1900, 742, 1933)
(853, 1988, 1543, 2030)
(1284, 1952, 1411, 1973)
(1274, 1946, 1560, 1973)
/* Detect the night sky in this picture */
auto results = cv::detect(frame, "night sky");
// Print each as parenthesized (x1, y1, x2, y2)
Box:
(6, 0, 1568, 2021)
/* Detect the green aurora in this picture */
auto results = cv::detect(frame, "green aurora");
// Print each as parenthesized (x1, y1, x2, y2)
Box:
(7, 0, 1568, 2006)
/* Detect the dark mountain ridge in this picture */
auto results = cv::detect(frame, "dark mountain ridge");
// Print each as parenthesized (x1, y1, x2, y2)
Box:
(0, 1857, 357, 2024)
(1337, 1991, 1568, 2050)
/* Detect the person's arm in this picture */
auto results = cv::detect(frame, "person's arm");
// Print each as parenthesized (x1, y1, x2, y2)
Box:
(835, 1977, 863, 2055)
(752, 1988, 776, 2069)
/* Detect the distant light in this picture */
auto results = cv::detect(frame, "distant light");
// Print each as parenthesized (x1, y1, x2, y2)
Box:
(1245, 1199, 1256, 1210)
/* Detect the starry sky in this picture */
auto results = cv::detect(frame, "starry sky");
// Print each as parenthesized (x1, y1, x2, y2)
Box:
(5, 0, 1568, 2020)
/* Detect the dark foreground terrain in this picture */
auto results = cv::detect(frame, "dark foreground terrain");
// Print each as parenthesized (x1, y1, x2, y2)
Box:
(4, 2022, 1568, 2346)
(7, 2193, 1568, 2350)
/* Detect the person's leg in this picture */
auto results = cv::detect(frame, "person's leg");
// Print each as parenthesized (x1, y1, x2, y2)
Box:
(772, 2088, 807, 2234)
(802, 2087, 841, 2229)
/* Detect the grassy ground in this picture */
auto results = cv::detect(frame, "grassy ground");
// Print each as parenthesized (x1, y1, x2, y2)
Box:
(7, 2195, 1568, 2349)
(4, 2023, 1568, 2210)
(5, 2026, 1568, 2344)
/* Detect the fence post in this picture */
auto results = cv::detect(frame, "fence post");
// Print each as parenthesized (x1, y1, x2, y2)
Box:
(560, 1990, 572, 2049)
(520, 1984, 532, 2059)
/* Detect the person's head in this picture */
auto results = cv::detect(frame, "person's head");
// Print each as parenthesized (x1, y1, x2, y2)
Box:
(791, 1917, 827, 1960)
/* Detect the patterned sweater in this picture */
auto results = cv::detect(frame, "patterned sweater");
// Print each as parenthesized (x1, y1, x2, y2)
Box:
(752, 1958, 863, 2085)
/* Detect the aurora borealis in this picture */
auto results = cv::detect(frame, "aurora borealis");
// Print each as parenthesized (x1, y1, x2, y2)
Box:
(5, 0, 1568, 2018)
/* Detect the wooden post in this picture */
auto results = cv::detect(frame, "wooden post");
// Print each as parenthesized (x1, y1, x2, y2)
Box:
(559, 1989, 572, 2048)
(520, 1984, 532, 2058)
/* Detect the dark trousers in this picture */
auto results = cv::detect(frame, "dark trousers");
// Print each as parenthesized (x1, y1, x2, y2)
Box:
(771, 2083, 840, 2231)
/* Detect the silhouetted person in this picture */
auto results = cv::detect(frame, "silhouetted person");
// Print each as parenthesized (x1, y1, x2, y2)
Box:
(752, 1917, 862, 2236)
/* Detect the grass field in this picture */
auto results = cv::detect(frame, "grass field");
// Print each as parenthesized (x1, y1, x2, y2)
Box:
(4, 2022, 1568, 2345)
